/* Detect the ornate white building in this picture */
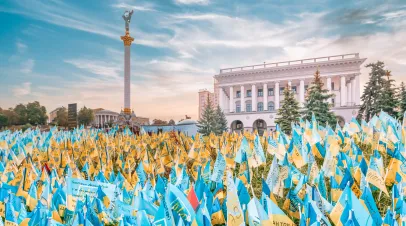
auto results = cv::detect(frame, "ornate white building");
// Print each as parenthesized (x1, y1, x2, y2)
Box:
(202, 53, 366, 133)
(92, 109, 119, 127)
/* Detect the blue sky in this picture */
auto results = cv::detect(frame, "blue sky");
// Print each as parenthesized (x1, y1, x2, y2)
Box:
(1, 0, 405, 121)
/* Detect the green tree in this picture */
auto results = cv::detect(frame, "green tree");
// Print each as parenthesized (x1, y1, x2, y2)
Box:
(302, 69, 336, 126)
(25, 101, 47, 125)
(152, 119, 168, 125)
(168, 119, 176, 126)
(380, 70, 398, 117)
(197, 96, 216, 136)
(357, 61, 387, 121)
(77, 106, 95, 126)
(54, 107, 68, 127)
(213, 106, 228, 135)
(398, 82, 406, 120)
(14, 103, 27, 125)
(0, 108, 18, 125)
(0, 113, 8, 128)
(275, 85, 300, 134)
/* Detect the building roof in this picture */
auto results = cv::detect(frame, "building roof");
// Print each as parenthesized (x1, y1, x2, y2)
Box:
(50, 107, 64, 114)
(95, 109, 119, 115)
(176, 119, 197, 125)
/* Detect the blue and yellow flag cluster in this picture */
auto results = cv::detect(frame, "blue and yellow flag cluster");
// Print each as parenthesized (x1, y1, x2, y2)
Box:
(0, 111, 406, 225)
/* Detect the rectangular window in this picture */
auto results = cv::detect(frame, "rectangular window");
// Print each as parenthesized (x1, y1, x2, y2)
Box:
(246, 104, 252, 112)
(236, 91, 241, 98)
(280, 87, 284, 94)
(292, 86, 297, 94)
(257, 103, 263, 111)
(331, 82, 335, 90)
(247, 90, 252, 97)
(268, 88, 274, 96)
(332, 98, 335, 106)
(236, 105, 241, 113)
(258, 89, 263, 97)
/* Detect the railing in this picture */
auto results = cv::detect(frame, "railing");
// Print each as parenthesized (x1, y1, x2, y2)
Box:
(219, 53, 360, 74)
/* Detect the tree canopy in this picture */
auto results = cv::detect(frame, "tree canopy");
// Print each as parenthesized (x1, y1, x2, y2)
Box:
(77, 106, 95, 126)
(54, 107, 68, 127)
(152, 119, 168, 125)
(275, 85, 300, 134)
(357, 61, 395, 121)
(302, 69, 336, 126)
(198, 97, 228, 136)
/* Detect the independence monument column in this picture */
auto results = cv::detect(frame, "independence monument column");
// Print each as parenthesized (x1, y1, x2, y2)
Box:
(121, 10, 134, 115)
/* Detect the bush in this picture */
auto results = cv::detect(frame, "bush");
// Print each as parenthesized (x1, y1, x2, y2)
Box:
(22, 123, 32, 132)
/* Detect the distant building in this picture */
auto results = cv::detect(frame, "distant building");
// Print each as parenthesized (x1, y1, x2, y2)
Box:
(200, 53, 365, 133)
(133, 116, 150, 126)
(198, 89, 216, 119)
(142, 119, 198, 136)
(48, 107, 64, 123)
(92, 108, 150, 127)
(92, 109, 119, 126)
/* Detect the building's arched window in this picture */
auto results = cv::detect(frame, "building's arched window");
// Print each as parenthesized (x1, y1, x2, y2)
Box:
(257, 102, 263, 112)
(268, 101, 275, 111)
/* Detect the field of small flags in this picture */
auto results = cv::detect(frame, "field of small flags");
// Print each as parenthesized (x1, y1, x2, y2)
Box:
(0, 111, 406, 226)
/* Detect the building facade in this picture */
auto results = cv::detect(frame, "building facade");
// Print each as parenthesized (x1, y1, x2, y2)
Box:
(92, 108, 150, 127)
(48, 107, 64, 123)
(204, 53, 366, 133)
(198, 89, 217, 119)
(142, 119, 198, 136)
(92, 109, 120, 127)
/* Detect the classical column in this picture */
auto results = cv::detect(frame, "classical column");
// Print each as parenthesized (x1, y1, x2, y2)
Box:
(300, 80, 305, 106)
(288, 81, 292, 87)
(219, 88, 224, 111)
(351, 78, 356, 106)
(354, 74, 360, 105)
(340, 76, 346, 106)
(275, 82, 280, 109)
(229, 86, 234, 113)
(326, 77, 332, 103)
(252, 84, 257, 111)
(263, 83, 268, 111)
(241, 85, 245, 112)
(347, 81, 352, 106)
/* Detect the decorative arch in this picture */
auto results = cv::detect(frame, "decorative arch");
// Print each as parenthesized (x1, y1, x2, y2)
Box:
(253, 119, 267, 136)
(268, 101, 275, 111)
(231, 120, 244, 133)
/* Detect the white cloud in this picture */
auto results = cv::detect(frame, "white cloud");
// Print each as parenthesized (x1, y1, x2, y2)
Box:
(4, 2, 406, 121)
(1, 0, 168, 48)
(16, 41, 27, 54)
(12, 82, 31, 97)
(174, 0, 210, 5)
(112, 3, 156, 12)
(64, 59, 122, 78)
(20, 59, 35, 73)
